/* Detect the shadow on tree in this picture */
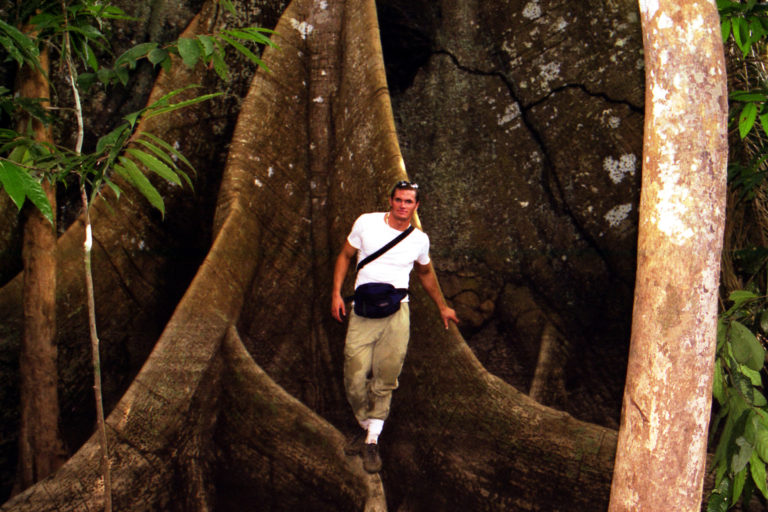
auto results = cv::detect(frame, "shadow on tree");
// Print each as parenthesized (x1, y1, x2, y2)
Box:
(0, 0, 618, 510)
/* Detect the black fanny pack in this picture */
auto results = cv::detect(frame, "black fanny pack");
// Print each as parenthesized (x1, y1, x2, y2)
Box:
(346, 223, 415, 319)
(353, 283, 408, 318)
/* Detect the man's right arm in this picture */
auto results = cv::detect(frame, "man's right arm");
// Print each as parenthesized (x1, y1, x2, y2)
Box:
(331, 241, 357, 322)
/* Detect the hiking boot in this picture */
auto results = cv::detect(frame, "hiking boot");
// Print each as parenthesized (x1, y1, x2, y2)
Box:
(344, 430, 366, 456)
(362, 443, 382, 473)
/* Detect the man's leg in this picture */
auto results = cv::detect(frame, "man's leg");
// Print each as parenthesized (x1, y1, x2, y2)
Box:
(368, 304, 410, 423)
(356, 305, 409, 473)
(343, 311, 384, 425)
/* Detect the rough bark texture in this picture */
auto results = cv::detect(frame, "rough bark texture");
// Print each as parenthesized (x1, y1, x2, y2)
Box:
(386, 0, 645, 427)
(0, 0, 624, 509)
(0, 0, 288, 494)
(14, 40, 66, 493)
(0, 0, 688, 509)
(608, 1, 728, 511)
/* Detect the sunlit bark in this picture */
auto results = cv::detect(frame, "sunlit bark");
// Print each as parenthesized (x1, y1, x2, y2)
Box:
(14, 34, 65, 494)
(608, 1, 728, 511)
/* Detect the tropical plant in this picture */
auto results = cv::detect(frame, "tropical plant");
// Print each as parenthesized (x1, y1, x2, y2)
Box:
(709, 2, 768, 510)
(0, 1, 275, 508)
(709, 290, 768, 511)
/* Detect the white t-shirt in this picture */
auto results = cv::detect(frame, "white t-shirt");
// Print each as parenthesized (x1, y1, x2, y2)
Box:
(347, 212, 430, 293)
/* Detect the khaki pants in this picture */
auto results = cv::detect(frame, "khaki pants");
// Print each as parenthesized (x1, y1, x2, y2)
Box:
(343, 303, 410, 423)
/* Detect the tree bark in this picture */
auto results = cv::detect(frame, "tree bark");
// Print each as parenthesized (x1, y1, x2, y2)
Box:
(0, 0, 645, 509)
(608, 1, 728, 511)
(13, 35, 66, 494)
(529, 322, 567, 406)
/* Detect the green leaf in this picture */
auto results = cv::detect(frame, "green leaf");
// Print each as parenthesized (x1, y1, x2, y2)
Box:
(144, 92, 223, 120)
(148, 48, 170, 66)
(733, 467, 748, 504)
(96, 123, 130, 155)
(115, 66, 130, 86)
(0, 160, 28, 209)
(84, 42, 99, 71)
(218, 0, 237, 15)
(713, 361, 726, 405)
(733, 436, 754, 473)
(739, 102, 758, 139)
(729, 321, 765, 371)
(77, 72, 97, 91)
(225, 27, 277, 48)
(96, 67, 113, 85)
(729, 289, 758, 305)
(23, 177, 54, 225)
(736, 17, 751, 55)
(722, 18, 732, 43)
(707, 478, 732, 512)
(176, 38, 200, 68)
(0, 18, 40, 66)
(0, 35, 24, 65)
(219, 33, 268, 71)
(715, 402, 749, 472)
(139, 132, 195, 172)
(125, 148, 181, 186)
(124, 110, 142, 129)
(115, 42, 158, 70)
(718, 318, 728, 351)
(750, 451, 768, 498)
(0, 160, 54, 224)
(211, 47, 228, 80)
(754, 389, 768, 407)
(740, 364, 763, 387)
(706, 491, 728, 512)
(730, 91, 767, 102)
(749, 17, 765, 45)
(755, 428, 768, 462)
(746, 411, 760, 444)
(196, 35, 215, 57)
(114, 157, 165, 216)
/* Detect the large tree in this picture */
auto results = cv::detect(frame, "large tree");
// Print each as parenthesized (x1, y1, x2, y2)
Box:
(0, 0, 621, 509)
(0, 0, 728, 510)
(608, 0, 728, 511)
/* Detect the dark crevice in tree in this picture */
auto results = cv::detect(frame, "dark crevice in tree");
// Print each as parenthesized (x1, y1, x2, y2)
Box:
(430, 48, 634, 291)
(377, 0, 437, 94)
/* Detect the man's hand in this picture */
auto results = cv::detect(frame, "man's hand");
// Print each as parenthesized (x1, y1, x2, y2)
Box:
(331, 242, 357, 323)
(415, 261, 460, 330)
(332, 293, 347, 323)
(439, 305, 459, 330)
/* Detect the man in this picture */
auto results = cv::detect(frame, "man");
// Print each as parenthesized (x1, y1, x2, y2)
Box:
(331, 180, 459, 473)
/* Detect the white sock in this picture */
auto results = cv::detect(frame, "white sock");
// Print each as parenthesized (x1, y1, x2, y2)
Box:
(365, 419, 384, 444)
(358, 418, 371, 430)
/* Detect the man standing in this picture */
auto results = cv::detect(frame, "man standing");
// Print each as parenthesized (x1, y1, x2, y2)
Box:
(331, 180, 459, 473)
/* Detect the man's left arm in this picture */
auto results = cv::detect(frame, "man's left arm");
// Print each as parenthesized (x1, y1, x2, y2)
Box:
(414, 261, 459, 330)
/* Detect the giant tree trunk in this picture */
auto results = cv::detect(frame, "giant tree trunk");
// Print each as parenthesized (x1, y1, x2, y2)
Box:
(608, 1, 728, 511)
(13, 37, 66, 494)
(0, 0, 619, 509)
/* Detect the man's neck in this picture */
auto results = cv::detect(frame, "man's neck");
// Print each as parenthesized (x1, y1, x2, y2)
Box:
(385, 211, 411, 231)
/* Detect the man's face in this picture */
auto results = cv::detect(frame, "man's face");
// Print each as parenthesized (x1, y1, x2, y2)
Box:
(389, 189, 419, 222)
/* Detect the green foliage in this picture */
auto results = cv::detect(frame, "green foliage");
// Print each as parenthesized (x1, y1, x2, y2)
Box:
(719, 0, 768, 141)
(0, 0, 275, 220)
(709, 290, 768, 511)
(719, 0, 768, 58)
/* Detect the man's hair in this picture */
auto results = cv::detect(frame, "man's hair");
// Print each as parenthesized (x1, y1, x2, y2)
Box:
(390, 180, 420, 202)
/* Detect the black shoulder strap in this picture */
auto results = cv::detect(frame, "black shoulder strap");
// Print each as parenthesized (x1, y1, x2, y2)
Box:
(356, 225, 415, 272)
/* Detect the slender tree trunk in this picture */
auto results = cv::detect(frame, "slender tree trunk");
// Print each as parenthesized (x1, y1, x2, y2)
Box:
(64, 25, 112, 511)
(608, 1, 728, 511)
(529, 322, 567, 406)
(13, 36, 65, 494)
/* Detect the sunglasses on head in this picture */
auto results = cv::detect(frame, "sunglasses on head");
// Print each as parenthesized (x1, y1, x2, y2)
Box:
(394, 180, 418, 189)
